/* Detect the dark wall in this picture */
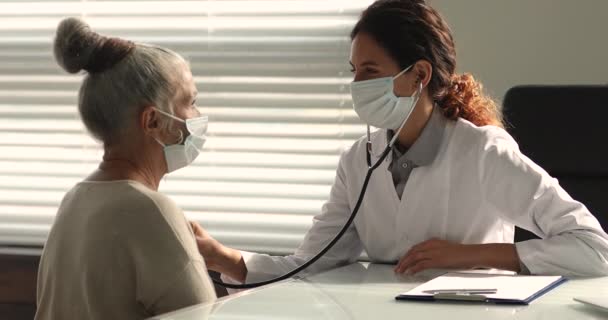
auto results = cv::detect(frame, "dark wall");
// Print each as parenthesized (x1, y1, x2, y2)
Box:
(0, 254, 38, 320)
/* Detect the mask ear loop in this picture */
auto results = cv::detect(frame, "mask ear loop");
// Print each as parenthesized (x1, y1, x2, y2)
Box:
(161, 120, 185, 146)
(388, 81, 424, 148)
(154, 107, 187, 145)
(151, 129, 183, 147)
(153, 137, 166, 147)
(392, 64, 414, 80)
(174, 129, 185, 145)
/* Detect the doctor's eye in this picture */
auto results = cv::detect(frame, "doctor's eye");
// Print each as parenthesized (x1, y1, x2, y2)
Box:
(365, 67, 379, 75)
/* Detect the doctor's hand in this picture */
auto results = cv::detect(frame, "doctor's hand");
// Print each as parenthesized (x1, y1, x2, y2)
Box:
(394, 238, 475, 274)
(189, 220, 207, 238)
(189, 221, 219, 267)
(189, 220, 248, 282)
(394, 238, 521, 275)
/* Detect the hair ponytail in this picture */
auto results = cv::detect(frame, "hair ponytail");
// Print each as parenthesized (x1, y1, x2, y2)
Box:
(439, 73, 503, 128)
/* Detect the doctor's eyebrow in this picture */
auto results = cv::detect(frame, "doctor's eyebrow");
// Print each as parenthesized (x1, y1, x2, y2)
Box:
(349, 61, 380, 69)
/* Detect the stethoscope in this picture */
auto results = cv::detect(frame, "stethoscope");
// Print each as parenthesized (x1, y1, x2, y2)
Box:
(212, 83, 424, 289)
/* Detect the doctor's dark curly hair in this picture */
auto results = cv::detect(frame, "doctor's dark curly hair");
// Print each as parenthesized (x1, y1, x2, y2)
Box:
(351, 0, 503, 128)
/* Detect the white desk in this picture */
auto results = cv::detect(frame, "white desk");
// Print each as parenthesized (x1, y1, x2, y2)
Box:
(149, 263, 608, 319)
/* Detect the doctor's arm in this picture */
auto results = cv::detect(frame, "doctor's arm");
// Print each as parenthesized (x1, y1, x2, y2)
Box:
(195, 153, 365, 284)
(478, 132, 608, 276)
(396, 130, 608, 276)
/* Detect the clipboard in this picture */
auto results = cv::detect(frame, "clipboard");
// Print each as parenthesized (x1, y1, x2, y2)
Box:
(395, 272, 567, 305)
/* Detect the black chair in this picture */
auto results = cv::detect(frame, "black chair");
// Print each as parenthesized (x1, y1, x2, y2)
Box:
(502, 85, 608, 242)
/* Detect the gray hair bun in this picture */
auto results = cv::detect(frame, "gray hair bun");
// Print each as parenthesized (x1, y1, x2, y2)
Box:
(53, 17, 135, 74)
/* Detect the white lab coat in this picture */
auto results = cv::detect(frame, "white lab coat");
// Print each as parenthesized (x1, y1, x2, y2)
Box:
(234, 117, 608, 283)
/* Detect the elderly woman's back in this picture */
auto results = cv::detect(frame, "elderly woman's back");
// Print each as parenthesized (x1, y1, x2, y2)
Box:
(35, 18, 216, 320)
(36, 181, 215, 319)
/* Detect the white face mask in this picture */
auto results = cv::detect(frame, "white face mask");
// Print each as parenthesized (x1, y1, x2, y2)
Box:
(154, 108, 208, 173)
(350, 64, 420, 130)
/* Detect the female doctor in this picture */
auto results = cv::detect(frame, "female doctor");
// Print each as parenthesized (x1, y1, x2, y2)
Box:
(194, 0, 608, 283)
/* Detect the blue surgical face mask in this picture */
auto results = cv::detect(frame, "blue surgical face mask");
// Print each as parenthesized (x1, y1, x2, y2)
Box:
(350, 64, 419, 130)
(154, 108, 208, 173)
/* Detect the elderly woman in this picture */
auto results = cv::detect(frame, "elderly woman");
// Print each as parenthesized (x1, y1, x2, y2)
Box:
(35, 18, 216, 320)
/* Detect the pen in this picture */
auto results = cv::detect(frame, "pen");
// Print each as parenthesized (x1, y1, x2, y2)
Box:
(422, 288, 498, 294)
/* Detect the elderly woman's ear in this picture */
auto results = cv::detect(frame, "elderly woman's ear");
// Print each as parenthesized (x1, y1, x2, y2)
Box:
(140, 106, 161, 135)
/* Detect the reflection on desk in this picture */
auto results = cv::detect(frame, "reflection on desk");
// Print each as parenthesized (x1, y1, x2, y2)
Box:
(148, 262, 608, 320)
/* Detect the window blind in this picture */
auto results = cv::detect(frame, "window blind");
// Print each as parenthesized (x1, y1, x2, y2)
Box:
(0, 0, 372, 255)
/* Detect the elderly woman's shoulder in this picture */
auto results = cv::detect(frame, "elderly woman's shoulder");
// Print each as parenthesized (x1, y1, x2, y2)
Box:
(120, 181, 182, 217)
(99, 180, 193, 240)
(64, 180, 187, 238)
(81, 180, 184, 224)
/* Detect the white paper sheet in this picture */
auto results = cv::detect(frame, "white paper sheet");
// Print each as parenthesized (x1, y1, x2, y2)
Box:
(401, 272, 564, 301)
